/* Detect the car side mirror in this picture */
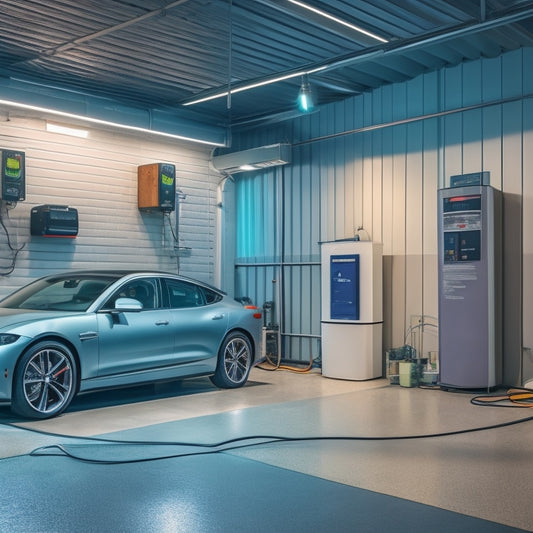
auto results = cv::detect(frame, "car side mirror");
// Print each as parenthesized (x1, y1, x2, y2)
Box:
(114, 297, 143, 312)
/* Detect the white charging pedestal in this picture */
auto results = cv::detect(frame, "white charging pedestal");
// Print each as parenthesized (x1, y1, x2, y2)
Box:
(320, 240, 383, 380)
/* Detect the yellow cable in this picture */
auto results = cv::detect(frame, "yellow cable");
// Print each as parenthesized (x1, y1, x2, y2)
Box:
(472, 388, 533, 408)
(257, 353, 314, 373)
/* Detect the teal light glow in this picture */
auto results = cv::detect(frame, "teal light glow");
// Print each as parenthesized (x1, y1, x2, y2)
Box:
(297, 77, 314, 112)
(236, 173, 278, 261)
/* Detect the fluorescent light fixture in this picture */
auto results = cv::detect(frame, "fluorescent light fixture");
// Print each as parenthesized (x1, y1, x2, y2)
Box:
(287, 0, 388, 43)
(0, 99, 224, 146)
(183, 66, 327, 106)
(46, 122, 89, 138)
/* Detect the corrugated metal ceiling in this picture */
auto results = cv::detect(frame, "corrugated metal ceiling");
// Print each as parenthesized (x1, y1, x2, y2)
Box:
(0, 0, 532, 129)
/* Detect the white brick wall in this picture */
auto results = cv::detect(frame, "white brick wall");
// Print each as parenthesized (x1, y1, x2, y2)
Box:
(0, 113, 219, 297)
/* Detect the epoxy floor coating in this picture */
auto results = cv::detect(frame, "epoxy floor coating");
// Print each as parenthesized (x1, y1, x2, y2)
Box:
(1, 369, 532, 532)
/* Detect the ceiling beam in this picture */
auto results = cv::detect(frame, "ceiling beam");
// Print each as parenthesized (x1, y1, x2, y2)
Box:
(181, 2, 533, 107)
(8, 0, 193, 65)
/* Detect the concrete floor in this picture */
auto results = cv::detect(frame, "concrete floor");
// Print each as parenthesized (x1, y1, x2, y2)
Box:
(1, 368, 532, 531)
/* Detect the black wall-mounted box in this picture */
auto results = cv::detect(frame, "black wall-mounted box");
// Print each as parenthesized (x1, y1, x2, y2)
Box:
(0, 149, 25, 202)
(30, 205, 79, 238)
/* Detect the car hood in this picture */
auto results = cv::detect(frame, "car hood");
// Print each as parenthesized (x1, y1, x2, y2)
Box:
(0, 308, 82, 329)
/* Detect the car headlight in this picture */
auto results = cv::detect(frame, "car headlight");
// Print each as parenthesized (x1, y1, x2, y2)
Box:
(0, 334, 20, 346)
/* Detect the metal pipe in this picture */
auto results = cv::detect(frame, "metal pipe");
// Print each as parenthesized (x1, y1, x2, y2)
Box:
(281, 332, 321, 339)
(43, 0, 193, 56)
(293, 92, 533, 147)
(235, 261, 320, 267)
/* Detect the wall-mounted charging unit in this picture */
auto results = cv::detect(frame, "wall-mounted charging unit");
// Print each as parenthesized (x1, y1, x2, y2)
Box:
(321, 240, 383, 380)
(30, 205, 79, 238)
(0, 149, 25, 202)
(438, 184, 502, 389)
(138, 162, 176, 212)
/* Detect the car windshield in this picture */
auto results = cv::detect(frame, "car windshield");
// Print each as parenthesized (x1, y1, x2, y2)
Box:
(0, 275, 120, 312)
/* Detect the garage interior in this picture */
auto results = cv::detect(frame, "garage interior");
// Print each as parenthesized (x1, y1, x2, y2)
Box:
(1, 1, 533, 531)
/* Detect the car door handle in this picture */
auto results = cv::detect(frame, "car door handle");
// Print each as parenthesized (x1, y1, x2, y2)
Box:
(155, 320, 169, 326)
(212, 314, 225, 320)
(79, 331, 98, 341)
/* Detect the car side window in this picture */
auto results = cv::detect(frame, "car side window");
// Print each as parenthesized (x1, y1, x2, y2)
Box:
(204, 287, 223, 304)
(165, 279, 206, 308)
(103, 278, 159, 310)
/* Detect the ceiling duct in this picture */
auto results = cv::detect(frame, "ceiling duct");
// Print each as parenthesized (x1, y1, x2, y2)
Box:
(211, 143, 291, 174)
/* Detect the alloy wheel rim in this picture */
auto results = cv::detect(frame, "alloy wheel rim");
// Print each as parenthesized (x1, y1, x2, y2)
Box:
(23, 348, 73, 414)
(224, 338, 250, 384)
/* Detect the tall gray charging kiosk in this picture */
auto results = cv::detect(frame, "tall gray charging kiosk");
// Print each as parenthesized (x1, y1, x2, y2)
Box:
(437, 182, 502, 389)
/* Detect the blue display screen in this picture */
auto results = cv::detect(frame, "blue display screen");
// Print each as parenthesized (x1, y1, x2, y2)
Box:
(330, 254, 360, 320)
(444, 231, 481, 262)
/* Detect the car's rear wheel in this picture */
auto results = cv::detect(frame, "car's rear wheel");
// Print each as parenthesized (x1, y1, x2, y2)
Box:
(210, 332, 252, 388)
(12, 341, 77, 419)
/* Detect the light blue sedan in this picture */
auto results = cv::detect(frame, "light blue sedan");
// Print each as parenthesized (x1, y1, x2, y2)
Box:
(0, 271, 263, 419)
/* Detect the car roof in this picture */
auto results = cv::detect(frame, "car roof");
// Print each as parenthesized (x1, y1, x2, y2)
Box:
(42, 270, 226, 295)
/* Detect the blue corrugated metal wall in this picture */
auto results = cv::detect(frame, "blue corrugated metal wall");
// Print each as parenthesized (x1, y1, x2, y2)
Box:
(232, 47, 533, 385)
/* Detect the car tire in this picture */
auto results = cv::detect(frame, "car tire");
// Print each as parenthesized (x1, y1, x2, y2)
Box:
(12, 340, 77, 419)
(210, 332, 252, 389)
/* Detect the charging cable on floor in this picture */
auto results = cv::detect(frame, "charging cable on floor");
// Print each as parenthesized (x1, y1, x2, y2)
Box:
(471, 387, 533, 408)
(256, 358, 315, 373)
(1, 412, 531, 466)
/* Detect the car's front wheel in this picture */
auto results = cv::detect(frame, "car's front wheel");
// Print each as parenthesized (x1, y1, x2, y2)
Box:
(12, 341, 77, 419)
(210, 332, 252, 388)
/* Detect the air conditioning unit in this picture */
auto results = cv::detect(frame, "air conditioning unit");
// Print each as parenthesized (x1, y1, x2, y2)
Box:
(211, 143, 291, 174)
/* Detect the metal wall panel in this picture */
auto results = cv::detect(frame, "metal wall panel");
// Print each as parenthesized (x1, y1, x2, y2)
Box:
(523, 97, 533, 387)
(233, 47, 533, 385)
